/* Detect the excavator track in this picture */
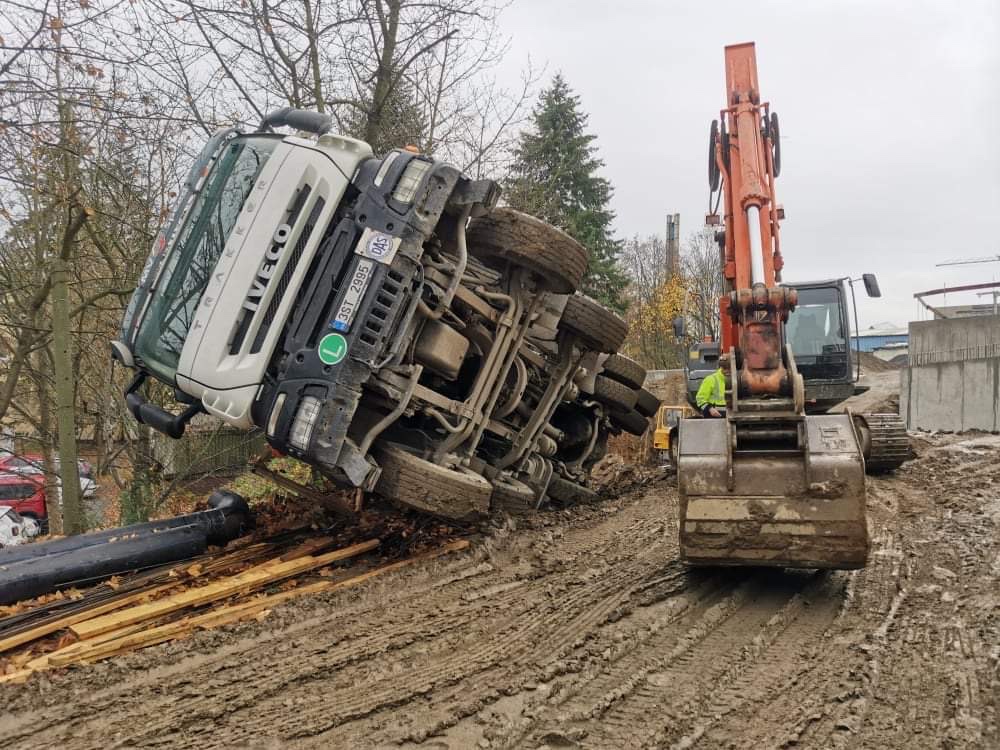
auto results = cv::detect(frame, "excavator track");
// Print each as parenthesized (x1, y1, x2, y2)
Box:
(854, 413, 913, 472)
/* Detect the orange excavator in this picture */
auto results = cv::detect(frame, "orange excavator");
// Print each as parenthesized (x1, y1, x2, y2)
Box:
(676, 43, 870, 569)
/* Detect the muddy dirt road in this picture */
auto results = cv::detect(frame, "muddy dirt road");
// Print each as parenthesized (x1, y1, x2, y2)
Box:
(2, 433, 998, 749)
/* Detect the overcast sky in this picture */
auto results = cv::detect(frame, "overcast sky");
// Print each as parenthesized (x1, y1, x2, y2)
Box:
(494, 0, 999, 329)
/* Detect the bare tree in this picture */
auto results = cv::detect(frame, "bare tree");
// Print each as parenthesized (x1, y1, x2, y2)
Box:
(681, 228, 725, 343)
(619, 234, 685, 369)
(0, 0, 174, 531)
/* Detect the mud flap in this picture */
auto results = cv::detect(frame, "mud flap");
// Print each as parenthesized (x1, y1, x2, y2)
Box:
(678, 415, 869, 569)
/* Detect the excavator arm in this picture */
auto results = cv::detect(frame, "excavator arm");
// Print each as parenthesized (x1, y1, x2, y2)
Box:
(713, 42, 798, 402)
(676, 43, 869, 569)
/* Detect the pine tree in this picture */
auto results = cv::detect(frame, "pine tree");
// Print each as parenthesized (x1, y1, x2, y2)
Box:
(505, 74, 629, 311)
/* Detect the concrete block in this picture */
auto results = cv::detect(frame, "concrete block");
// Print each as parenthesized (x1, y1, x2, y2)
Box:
(903, 316, 1000, 432)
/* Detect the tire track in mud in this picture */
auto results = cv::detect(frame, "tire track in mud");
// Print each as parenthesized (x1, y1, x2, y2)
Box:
(718, 523, 904, 749)
(420, 520, 897, 749)
(568, 571, 834, 749)
(657, 573, 845, 750)
(4, 494, 674, 750)
(387, 562, 709, 749)
(220, 519, 675, 748)
(785, 448, 999, 749)
(5, 436, 999, 750)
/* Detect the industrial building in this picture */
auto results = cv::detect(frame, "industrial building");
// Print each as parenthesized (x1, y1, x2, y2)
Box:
(851, 324, 908, 353)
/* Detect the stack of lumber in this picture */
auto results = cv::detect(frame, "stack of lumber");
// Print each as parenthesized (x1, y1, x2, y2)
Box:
(0, 537, 469, 684)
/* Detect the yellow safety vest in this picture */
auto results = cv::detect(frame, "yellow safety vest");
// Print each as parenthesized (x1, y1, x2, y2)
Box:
(696, 369, 727, 408)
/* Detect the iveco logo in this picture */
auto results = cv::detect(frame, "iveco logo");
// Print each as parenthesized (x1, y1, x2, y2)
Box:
(242, 223, 291, 312)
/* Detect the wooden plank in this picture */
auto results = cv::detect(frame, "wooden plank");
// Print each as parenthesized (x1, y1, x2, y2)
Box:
(0, 538, 469, 682)
(68, 539, 379, 640)
(277, 536, 334, 562)
(0, 583, 177, 655)
(54, 539, 471, 666)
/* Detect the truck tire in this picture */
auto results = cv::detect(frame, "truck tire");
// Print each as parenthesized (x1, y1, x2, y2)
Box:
(559, 294, 627, 353)
(467, 208, 588, 294)
(593, 374, 637, 412)
(635, 387, 660, 418)
(601, 353, 646, 390)
(491, 477, 537, 514)
(547, 476, 599, 506)
(611, 407, 649, 436)
(375, 444, 491, 523)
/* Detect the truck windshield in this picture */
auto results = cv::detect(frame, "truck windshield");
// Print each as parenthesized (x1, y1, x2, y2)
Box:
(786, 286, 848, 379)
(133, 136, 279, 383)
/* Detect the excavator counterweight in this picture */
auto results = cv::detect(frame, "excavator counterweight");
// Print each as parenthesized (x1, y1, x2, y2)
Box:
(677, 43, 870, 569)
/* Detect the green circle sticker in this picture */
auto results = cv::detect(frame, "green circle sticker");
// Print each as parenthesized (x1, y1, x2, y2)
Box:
(318, 332, 348, 365)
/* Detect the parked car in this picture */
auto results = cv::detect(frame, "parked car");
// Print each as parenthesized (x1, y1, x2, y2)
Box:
(0, 453, 97, 497)
(0, 506, 41, 547)
(0, 473, 47, 530)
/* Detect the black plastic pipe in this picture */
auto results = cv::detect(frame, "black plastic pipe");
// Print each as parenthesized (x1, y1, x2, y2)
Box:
(0, 491, 252, 605)
(0, 524, 210, 605)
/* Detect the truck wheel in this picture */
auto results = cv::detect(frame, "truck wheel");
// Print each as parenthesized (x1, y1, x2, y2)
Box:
(635, 387, 660, 418)
(559, 294, 627, 353)
(467, 208, 588, 294)
(601, 353, 646, 390)
(593, 374, 637, 412)
(547, 476, 599, 506)
(611, 407, 649, 436)
(375, 444, 491, 523)
(491, 477, 537, 514)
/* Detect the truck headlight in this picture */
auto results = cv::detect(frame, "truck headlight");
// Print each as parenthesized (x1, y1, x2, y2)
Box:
(288, 396, 321, 451)
(392, 159, 431, 204)
(373, 151, 400, 187)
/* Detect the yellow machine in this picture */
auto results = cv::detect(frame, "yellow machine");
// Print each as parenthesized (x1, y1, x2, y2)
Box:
(653, 404, 694, 465)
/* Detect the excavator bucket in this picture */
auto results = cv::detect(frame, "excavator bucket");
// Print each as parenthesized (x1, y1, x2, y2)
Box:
(677, 413, 869, 569)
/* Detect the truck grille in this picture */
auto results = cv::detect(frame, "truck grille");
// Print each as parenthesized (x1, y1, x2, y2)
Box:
(358, 269, 404, 346)
(227, 185, 316, 356)
(250, 196, 325, 353)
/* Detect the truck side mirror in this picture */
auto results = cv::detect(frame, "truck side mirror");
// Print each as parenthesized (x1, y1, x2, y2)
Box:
(862, 273, 881, 298)
(672, 317, 686, 338)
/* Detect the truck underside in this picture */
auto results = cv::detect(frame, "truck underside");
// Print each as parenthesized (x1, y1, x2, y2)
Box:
(116, 113, 656, 523)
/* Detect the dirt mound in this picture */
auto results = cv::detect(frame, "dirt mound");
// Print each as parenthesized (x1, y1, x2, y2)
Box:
(857, 350, 902, 373)
(589, 453, 665, 495)
(836, 370, 902, 414)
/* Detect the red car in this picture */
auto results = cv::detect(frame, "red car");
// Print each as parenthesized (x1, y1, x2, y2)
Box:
(0, 453, 96, 497)
(0, 473, 47, 524)
(0, 453, 93, 478)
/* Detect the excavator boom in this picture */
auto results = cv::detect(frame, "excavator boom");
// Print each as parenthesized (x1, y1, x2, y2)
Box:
(677, 43, 869, 569)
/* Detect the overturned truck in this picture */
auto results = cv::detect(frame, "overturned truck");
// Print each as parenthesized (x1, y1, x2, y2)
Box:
(113, 109, 655, 521)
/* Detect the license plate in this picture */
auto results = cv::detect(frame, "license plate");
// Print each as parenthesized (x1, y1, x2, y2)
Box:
(331, 259, 375, 333)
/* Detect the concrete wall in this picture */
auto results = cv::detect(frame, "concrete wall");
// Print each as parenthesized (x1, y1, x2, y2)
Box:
(900, 315, 1000, 432)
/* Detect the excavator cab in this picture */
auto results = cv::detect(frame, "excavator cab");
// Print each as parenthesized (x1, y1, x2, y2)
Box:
(784, 278, 871, 412)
